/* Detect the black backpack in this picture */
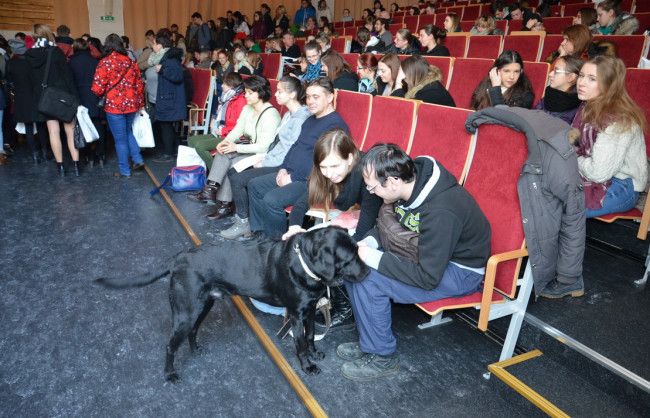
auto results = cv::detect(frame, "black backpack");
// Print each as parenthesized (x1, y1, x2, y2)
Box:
(182, 68, 194, 105)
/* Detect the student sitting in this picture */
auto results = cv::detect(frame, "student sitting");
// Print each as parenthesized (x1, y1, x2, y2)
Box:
(357, 53, 385, 95)
(382, 28, 420, 55)
(391, 55, 455, 106)
(534, 55, 583, 125)
(321, 49, 359, 92)
(419, 24, 449, 57)
(470, 15, 505, 36)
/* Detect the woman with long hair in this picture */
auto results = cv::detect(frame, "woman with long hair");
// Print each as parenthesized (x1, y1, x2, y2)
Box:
(281, 129, 383, 331)
(250, 11, 267, 40)
(354, 27, 385, 54)
(470, 50, 534, 111)
(246, 51, 264, 76)
(574, 8, 598, 32)
(392, 55, 455, 106)
(572, 55, 648, 218)
(188, 75, 281, 220)
(321, 49, 359, 92)
(596, 0, 640, 35)
(408, 6, 420, 16)
(274, 5, 290, 32)
(443, 13, 461, 33)
(377, 53, 401, 96)
(357, 53, 384, 95)
(419, 24, 449, 56)
(545, 25, 593, 71)
(213, 49, 234, 82)
(27, 24, 80, 176)
(534, 55, 583, 125)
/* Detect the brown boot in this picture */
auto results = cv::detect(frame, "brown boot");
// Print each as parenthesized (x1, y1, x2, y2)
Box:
(186, 181, 218, 204)
(206, 201, 235, 220)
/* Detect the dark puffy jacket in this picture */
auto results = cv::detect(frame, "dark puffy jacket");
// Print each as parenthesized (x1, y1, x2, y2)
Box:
(333, 71, 359, 92)
(69, 50, 101, 118)
(155, 47, 187, 122)
(466, 106, 586, 295)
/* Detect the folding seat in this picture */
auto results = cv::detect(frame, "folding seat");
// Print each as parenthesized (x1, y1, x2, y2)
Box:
(462, 4, 483, 21)
(340, 53, 360, 71)
(409, 103, 474, 183)
(523, 61, 550, 106)
(416, 123, 533, 363)
(460, 20, 475, 32)
(538, 34, 563, 63)
(330, 37, 348, 53)
(294, 38, 306, 52)
(540, 17, 574, 35)
(258, 53, 282, 80)
(593, 35, 648, 68)
(562, 0, 589, 4)
(418, 14, 435, 26)
(361, 95, 419, 151)
(564, 3, 594, 19)
(343, 20, 356, 27)
(388, 23, 405, 35)
(635, 3, 650, 13)
(334, 22, 344, 30)
(466, 35, 503, 60)
(257, 40, 266, 52)
(421, 56, 454, 88)
(343, 26, 358, 37)
(621, 0, 634, 13)
(334, 89, 372, 149)
(404, 15, 419, 33)
(446, 6, 465, 19)
(549, 5, 564, 17)
(392, 15, 405, 24)
(503, 33, 544, 62)
(495, 19, 508, 35)
(447, 57, 494, 109)
(184, 69, 215, 138)
(440, 32, 470, 57)
(634, 13, 650, 34)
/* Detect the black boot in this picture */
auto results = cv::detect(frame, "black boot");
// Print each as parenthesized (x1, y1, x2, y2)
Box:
(315, 285, 355, 332)
(33, 152, 43, 164)
(57, 162, 65, 177)
(73, 161, 80, 177)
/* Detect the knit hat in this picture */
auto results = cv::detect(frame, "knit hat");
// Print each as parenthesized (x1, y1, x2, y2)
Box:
(24, 35, 35, 49)
(8, 39, 27, 55)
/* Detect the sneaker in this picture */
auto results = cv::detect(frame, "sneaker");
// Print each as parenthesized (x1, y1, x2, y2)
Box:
(340, 352, 400, 381)
(152, 154, 173, 163)
(540, 278, 584, 299)
(336, 342, 366, 361)
(220, 215, 251, 239)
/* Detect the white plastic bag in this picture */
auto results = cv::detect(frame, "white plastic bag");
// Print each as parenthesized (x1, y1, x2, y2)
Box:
(76, 106, 99, 143)
(176, 145, 206, 168)
(15, 123, 37, 134)
(132, 111, 155, 148)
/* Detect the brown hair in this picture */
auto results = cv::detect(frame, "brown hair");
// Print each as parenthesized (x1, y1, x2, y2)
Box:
(72, 38, 89, 53)
(378, 53, 401, 86)
(445, 13, 460, 32)
(555, 55, 584, 92)
(308, 128, 360, 210)
(33, 24, 55, 42)
(577, 8, 597, 27)
(562, 24, 593, 57)
(474, 15, 497, 32)
(581, 55, 648, 132)
(597, 0, 622, 16)
(401, 55, 442, 91)
(321, 49, 351, 81)
(247, 51, 261, 69)
(358, 53, 378, 72)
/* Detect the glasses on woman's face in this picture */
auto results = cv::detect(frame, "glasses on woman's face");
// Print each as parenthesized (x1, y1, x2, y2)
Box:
(357, 66, 365, 71)
(551, 69, 571, 75)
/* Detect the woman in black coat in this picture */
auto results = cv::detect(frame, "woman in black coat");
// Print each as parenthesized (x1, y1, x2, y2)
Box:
(152, 33, 186, 162)
(391, 55, 455, 107)
(6, 38, 50, 163)
(26, 24, 80, 176)
(69, 38, 106, 167)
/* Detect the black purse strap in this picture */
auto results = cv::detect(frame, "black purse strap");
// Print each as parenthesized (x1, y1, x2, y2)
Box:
(41, 47, 54, 88)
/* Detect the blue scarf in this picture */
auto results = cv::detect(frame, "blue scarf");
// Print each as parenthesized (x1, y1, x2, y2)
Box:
(304, 60, 322, 82)
(359, 78, 376, 94)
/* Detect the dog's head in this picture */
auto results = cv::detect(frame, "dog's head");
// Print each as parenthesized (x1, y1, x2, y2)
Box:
(293, 226, 369, 287)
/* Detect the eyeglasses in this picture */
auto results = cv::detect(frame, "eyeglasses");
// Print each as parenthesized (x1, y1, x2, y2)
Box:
(357, 66, 366, 71)
(551, 69, 572, 75)
(366, 182, 380, 192)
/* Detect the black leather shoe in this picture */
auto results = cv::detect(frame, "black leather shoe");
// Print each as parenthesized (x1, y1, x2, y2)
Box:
(315, 307, 355, 332)
(206, 201, 235, 220)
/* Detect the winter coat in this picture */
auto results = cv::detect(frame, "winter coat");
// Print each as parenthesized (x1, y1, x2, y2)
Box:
(332, 71, 359, 92)
(6, 54, 37, 122)
(382, 41, 421, 56)
(92, 51, 144, 114)
(421, 44, 450, 57)
(598, 12, 640, 35)
(153, 47, 187, 122)
(26, 45, 78, 122)
(466, 106, 586, 295)
(221, 89, 247, 137)
(69, 50, 101, 118)
(392, 78, 456, 107)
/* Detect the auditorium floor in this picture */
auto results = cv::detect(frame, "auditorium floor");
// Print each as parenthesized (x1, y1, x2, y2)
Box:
(1, 144, 648, 417)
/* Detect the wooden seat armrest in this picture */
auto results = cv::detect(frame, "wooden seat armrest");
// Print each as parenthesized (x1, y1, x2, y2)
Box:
(477, 247, 529, 331)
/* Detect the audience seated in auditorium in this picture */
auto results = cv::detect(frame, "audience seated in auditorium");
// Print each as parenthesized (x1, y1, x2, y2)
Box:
(419, 24, 449, 57)
(316, 34, 331, 53)
(443, 13, 462, 33)
(357, 53, 385, 95)
(574, 8, 598, 33)
(392, 55, 455, 106)
(296, 41, 326, 82)
(341, 8, 354, 22)
(377, 53, 402, 96)
(353, 27, 386, 54)
(295, 0, 317, 28)
(470, 15, 505, 36)
(321, 49, 359, 92)
(545, 25, 616, 72)
(596, 0, 639, 35)
(274, 5, 291, 32)
(470, 50, 534, 111)
(535, 55, 583, 125)
(188, 75, 281, 220)
(281, 32, 301, 59)
(572, 56, 648, 219)
(375, 18, 393, 47)
(490, 1, 510, 21)
(383, 28, 420, 55)
(408, 6, 420, 16)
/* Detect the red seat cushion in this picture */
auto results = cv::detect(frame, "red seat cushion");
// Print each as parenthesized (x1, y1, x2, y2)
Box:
(416, 290, 505, 316)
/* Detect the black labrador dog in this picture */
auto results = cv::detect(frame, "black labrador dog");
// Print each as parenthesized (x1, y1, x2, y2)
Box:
(95, 227, 369, 382)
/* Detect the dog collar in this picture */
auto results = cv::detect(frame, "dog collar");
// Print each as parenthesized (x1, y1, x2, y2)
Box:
(293, 244, 323, 282)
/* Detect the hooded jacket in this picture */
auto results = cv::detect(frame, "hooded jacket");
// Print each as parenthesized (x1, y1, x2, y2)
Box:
(332, 70, 359, 92)
(466, 106, 586, 295)
(155, 47, 187, 122)
(363, 157, 492, 290)
(600, 12, 640, 35)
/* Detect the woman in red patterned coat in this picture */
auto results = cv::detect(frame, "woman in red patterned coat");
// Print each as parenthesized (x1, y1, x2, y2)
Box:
(92, 33, 145, 178)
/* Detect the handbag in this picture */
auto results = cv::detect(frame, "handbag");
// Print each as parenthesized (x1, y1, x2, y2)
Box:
(149, 165, 207, 195)
(37, 47, 79, 123)
(73, 118, 86, 149)
(376, 203, 419, 262)
(97, 66, 128, 109)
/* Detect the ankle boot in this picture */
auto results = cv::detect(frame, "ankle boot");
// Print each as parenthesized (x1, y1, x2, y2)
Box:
(73, 161, 80, 177)
(33, 152, 43, 164)
(57, 162, 65, 177)
(206, 201, 235, 220)
(186, 181, 218, 204)
(315, 285, 355, 332)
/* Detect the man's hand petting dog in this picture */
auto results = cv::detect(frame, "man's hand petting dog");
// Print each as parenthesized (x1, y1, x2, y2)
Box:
(95, 227, 369, 382)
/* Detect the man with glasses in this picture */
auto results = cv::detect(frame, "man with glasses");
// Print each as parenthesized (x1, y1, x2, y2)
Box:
(336, 143, 492, 381)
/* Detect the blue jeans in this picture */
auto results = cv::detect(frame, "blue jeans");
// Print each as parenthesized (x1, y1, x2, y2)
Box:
(586, 177, 638, 218)
(106, 112, 143, 176)
(345, 264, 484, 355)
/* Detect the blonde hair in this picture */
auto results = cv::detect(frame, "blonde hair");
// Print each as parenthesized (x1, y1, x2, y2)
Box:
(33, 24, 55, 42)
(582, 55, 648, 132)
(247, 51, 261, 69)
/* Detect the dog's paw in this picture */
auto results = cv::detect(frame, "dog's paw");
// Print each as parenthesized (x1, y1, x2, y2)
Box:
(302, 364, 321, 375)
(309, 350, 325, 361)
(165, 372, 181, 383)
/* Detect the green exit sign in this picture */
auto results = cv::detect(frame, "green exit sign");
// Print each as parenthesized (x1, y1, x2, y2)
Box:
(100, 15, 115, 21)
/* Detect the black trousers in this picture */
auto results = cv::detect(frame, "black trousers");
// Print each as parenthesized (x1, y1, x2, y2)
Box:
(227, 166, 278, 218)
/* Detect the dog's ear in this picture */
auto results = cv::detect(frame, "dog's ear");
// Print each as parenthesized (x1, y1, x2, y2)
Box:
(298, 228, 340, 282)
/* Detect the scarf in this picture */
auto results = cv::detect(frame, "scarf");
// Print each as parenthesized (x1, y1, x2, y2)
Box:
(543, 86, 581, 113)
(304, 60, 322, 81)
(238, 59, 254, 74)
(32, 39, 54, 48)
(214, 87, 242, 134)
(572, 102, 612, 209)
(148, 47, 169, 66)
(359, 77, 377, 94)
